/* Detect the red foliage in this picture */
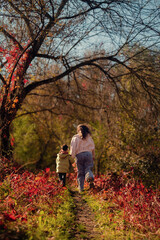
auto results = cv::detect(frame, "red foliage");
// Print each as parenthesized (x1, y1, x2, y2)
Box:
(0, 159, 159, 234)
(91, 172, 160, 233)
(10, 135, 15, 146)
(81, 81, 88, 90)
(0, 160, 65, 226)
(0, 43, 30, 93)
(4, 212, 16, 221)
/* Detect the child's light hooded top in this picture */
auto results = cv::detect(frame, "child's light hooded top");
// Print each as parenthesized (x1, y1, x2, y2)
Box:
(56, 153, 74, 173)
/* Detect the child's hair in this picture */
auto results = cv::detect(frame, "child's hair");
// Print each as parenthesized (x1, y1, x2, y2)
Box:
(61, 144, 68, 151)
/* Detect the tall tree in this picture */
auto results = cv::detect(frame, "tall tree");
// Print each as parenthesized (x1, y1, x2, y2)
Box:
(0, 0, 159, 158)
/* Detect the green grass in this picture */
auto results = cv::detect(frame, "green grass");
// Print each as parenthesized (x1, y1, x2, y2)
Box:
(83, 193, 160, 240)
(1, 178, 159, 240)
(0, 188, 75, 240)
(26, 189, 75, 240)
(77, 223, 87, 232)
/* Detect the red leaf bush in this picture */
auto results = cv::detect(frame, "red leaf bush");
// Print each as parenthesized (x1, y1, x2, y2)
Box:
(91, 171, 160, 233)
(0, 163, 65, 230)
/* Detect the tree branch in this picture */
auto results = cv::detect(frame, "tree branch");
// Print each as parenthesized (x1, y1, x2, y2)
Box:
(0, 60, 8, 69)
(0, 27, 23, 51)
(35, 53, 61, 61)
(55, 0, 69, 18)
(0, 73, 6, 84)
(8, 0, 34, 39)
(49, 0, 55, 18)
(23, 55, 119, 95)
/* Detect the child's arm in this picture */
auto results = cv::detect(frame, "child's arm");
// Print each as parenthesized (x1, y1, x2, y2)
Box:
(69, 155, 75, 164)
(56, 154, 59, 164)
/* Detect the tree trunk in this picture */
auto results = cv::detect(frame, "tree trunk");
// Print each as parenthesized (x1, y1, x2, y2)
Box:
(1, 123, 12, 160)
(36, 139, 50, 169)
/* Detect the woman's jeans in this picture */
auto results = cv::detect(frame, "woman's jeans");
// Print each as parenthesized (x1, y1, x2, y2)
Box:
(76, 151, 94, 191)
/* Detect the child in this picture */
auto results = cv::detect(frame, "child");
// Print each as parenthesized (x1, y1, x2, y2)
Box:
(56, 144, 74, 187)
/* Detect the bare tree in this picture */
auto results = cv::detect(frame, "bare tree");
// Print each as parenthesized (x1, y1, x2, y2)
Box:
(0, 0, 159, 157)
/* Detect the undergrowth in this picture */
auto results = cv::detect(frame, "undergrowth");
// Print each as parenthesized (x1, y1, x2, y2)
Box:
(0, 164, 75, 240)
(1, 158, 160, 240)
(0, 187, 75, 240)
(83, 172, 160, 240)
(84, 192, 160, 240)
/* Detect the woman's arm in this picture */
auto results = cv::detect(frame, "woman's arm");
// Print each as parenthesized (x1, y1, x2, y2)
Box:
(92, 149, 95, 161)
(70, 136, 77, 159)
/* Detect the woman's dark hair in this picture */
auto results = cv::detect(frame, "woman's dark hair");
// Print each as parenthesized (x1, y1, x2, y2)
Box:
(77, 124, 91, 139)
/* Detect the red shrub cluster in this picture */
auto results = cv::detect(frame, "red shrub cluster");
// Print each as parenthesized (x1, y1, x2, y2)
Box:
(0, 167, 64, 229)
(0, 157, 19, 181)
(92, 172, 160, 233)
(0, 44, 29, 90)
(1, 157, 159, 236)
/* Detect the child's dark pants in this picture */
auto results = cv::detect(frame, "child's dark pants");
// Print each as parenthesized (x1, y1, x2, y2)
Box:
(58, 173, 66, 186)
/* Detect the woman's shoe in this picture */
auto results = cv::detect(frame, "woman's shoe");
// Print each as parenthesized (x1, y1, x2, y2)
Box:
(79, 189, 84, 194)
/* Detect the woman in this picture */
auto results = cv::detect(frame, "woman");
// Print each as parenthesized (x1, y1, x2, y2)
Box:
(70, 124, 95, 192)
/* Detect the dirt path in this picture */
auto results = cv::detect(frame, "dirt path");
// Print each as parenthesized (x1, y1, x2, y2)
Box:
(69, 189, 103, 240)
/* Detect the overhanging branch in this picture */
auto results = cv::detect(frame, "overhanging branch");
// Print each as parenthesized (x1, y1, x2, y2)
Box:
(0, 73, 6, 84)
(8, 0, 34, 39)
(23, 55, 121, 95)
(35, 53, 61, 61)
(0, 27, 23, 51)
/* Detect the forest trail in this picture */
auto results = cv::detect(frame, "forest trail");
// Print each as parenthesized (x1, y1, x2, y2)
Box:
(69, 189, 103, 240)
